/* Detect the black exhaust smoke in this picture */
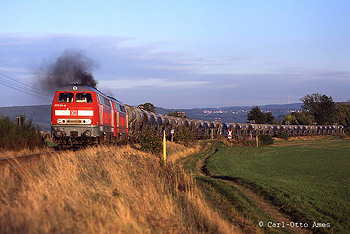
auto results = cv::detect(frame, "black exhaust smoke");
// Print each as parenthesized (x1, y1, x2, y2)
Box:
(39, 49, 98, 91)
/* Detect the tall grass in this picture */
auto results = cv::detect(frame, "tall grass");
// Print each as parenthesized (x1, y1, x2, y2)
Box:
(166, 141, 200, 163)
(0, 116, 43, 151)
(0, 145, 237, 234)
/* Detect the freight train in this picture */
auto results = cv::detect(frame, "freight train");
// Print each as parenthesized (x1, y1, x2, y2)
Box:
(51, 84, 344, 146)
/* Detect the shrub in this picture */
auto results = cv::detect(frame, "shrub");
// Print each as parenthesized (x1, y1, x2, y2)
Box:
(229, 136, 256, 147)
(344, 127, 350, 136)
(175, 127, 195, 145)
(276, 131, 289, 140)
(0, 116, 43, 151)
(241, 137, 256, 146)
(139, 128, 162, 154)
(259, 135, 274, 146)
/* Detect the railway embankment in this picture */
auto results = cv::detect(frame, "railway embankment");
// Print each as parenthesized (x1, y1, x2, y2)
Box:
(0, 143, 238, 234)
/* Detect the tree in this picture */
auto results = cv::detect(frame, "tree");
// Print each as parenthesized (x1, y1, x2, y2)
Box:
(168, 111, 179, 117)
(137, 102, 156, 113)
(248, 107, 265, 123)
(168, 110, 186, 118)
(336, 102, 350, 133)
(247, 107, 275, 124)
(300, 93, 321, 113)
(283, 114, 297, 124)
(283, 112, 314, 125)
(265, 112, 275, 124)
(295, 112, 314, 125)
(300, 93, 337, 125)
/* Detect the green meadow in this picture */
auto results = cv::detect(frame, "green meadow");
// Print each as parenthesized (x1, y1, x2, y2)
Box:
(204, 138, 350, 233)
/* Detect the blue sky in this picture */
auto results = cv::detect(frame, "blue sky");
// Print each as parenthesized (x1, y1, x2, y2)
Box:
(0, 0, 349, 108)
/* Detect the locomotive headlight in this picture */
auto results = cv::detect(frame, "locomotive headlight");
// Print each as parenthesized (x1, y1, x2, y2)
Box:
(57, 119, 65, 124)
(82, 119, 92, 124)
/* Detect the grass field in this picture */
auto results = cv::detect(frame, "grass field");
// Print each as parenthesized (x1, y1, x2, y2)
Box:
(204, 138, 350, 234)
(181, 141, 286, 233)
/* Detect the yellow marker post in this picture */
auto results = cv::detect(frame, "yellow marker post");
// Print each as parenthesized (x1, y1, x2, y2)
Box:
(256, 135, 259, 147)
(163, 130, 167, 163)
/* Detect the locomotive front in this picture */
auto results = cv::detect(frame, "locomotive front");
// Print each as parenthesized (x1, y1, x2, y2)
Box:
(51, 85, 101, 145)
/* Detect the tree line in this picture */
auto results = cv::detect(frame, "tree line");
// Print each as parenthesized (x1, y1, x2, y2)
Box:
(248, 93, 350, 133)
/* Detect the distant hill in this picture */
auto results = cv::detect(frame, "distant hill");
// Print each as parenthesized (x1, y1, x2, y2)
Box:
(157, 103, 302, 123)
(0, 103, 302, 131)
(0, 105, 51, 131)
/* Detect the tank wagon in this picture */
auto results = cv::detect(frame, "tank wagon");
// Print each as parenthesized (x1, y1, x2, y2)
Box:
(51, 84, 344, 146)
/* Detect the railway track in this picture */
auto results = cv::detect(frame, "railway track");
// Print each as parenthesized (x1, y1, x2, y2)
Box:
(0, 145, 90, 171)
(0, 152, 52, 170)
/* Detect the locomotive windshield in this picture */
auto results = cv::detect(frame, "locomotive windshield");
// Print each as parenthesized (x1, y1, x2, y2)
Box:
(76, 93, 93, 103)
(57, 92, 74, 103)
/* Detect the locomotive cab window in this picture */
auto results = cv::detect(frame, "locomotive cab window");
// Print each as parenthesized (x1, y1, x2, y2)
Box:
(114, 103, 121, 111)
(103, 97, 111, 107)
(119, 104, 126, 113)
(98, 94, 111, 107)
(57, 92, 74, 103)
(76, 93, 92, 103)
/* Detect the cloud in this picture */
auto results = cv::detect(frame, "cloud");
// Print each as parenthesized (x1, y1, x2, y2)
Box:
(0, 33, 349, 108)
(99, 79, 210, 89)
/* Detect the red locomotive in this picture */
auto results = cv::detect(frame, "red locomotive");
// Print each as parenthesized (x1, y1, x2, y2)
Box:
(51, 84, 128, 145)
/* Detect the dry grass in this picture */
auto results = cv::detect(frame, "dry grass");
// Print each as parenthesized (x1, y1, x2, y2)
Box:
(0, 145, 238, 234)
(166, 141, 201, 163)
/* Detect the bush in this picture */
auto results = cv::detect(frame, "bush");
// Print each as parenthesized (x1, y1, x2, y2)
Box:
(240, 137, 256, 146)
(276, 131, 289, 140)
(139, 128, 162, 154)
(0, 116, 43, 151)
(259, 135, 274, 146)
(344, 127, 350, 136)
(175, 127, 195, 146)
